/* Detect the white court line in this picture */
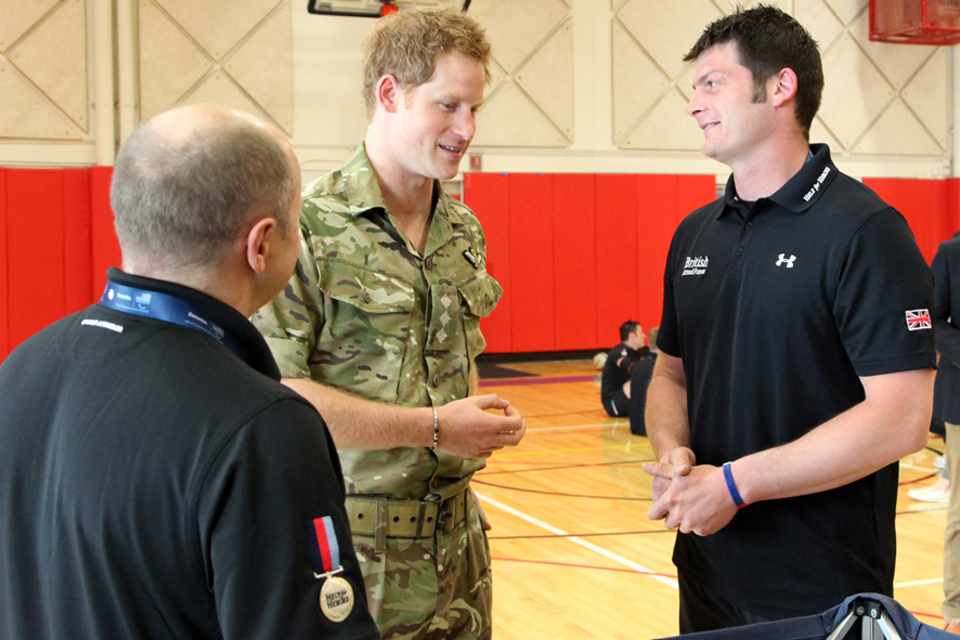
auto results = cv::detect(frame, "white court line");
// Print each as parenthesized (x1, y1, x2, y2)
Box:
(526, 424, 609, 433)
(895, 577, 943, 588)
(526, 422, 626, 433)
(475, 491, 678, 590)
(900, 462, 938, 473)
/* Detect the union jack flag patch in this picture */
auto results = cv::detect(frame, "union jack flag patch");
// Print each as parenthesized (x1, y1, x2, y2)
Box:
(905, 309, 932, 331)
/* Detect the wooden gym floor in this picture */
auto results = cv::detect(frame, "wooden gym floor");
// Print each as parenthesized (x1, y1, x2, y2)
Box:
(475, 358, 948, 639)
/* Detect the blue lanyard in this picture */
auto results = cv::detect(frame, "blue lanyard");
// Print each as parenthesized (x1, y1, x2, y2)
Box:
(98, 281, 244, 359)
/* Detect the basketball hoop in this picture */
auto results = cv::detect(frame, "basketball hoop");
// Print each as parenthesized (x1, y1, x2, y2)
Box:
(870, 0, 960, 44)
(308, 0, 472, 18)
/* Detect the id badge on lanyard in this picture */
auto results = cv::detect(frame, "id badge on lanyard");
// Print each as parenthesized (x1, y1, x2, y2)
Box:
(98, 281, 243, 359)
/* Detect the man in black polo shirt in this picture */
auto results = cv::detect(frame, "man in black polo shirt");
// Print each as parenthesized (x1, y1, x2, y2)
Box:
(601, 320, 648, 417)
(0, 105, 379, 640)
(643, 6, 936, 633)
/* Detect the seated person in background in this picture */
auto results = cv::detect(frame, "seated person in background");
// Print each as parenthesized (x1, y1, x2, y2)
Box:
(601, 320, 649, 417)
(629, 327, 659, 436)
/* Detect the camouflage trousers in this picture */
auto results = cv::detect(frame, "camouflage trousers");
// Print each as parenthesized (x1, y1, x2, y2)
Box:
(352, 491, 492, 640)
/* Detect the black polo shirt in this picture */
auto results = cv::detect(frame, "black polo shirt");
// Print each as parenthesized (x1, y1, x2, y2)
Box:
(601, 342, 634, 402)
(0, 269, 379, 640)
(658, 144, 936, 618)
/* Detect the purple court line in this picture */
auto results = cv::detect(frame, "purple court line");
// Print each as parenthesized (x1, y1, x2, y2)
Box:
(479, 374, 596, 387)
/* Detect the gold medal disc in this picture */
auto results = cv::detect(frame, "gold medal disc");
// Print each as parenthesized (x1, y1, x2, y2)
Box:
(320, 575, 354, 622)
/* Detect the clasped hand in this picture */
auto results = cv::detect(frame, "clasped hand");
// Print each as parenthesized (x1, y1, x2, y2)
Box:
(641, 449, 738, 536)
(435, 394, 526, 459)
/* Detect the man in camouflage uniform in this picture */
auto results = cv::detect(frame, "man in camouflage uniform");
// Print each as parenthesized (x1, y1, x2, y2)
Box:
(253, 9, 525, 640)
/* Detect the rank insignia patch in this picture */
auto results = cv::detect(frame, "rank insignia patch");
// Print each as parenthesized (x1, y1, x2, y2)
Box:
(462, 248, 482, 269)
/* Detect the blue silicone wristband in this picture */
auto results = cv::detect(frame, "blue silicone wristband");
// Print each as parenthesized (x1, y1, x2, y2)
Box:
(723, 462, 746, 509)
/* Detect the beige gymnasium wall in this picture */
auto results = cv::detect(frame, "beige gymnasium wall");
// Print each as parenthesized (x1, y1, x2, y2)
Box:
(0, 0, 955, 184)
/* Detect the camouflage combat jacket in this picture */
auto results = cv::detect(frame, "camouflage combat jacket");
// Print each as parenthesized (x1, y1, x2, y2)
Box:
(254, 144, 503, 503)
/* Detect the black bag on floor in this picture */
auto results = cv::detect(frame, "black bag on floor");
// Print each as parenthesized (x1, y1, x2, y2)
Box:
(657, 593, 952, 640)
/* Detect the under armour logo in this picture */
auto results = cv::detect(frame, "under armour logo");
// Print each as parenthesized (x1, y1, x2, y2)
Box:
(776, 253, 796, 268)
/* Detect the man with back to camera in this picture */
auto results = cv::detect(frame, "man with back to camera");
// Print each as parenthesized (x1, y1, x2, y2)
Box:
(0, 104, 379, 639)
(253, 8, 525, 640)
(642, 5, 936, 632)
(601, 320, 648, 418)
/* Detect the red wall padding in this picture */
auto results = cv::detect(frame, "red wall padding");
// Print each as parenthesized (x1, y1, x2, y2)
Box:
(508, 174, 555, 352)
(466, 172, 716, 354)
(0, 167, 119, 361)
(595, 174, 640, 348)
(7, 169, 67, 348)
(91, 166, 120, 298)
(2, 170, 959, 360)
(64, 169, 93, 312)
(948, 180, 960, 242)
(554, 174, 597, 350)
(465, 172, 511, 352)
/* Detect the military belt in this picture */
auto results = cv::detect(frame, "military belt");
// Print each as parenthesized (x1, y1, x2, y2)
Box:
(345, 490, 468, 545)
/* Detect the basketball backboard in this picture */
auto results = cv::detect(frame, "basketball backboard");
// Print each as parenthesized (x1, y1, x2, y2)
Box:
(307, 0, 470, 18)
